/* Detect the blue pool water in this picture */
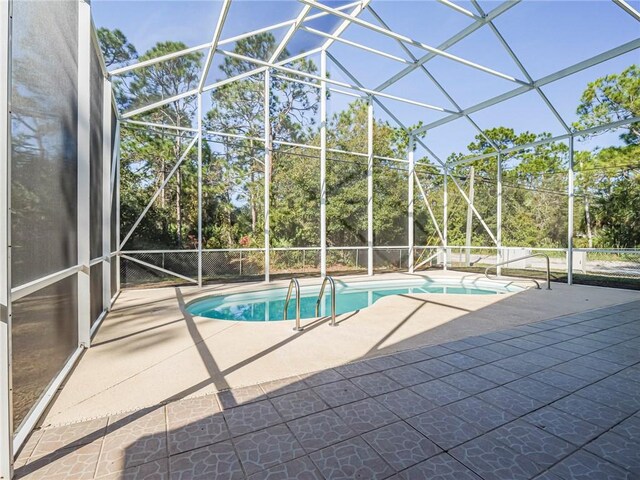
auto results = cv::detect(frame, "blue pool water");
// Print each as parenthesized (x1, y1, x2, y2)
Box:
(187, 279, 522, 322)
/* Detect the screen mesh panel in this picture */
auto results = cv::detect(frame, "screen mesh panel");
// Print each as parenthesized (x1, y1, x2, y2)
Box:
(10, 0, 79, 287)
(11, 275, 78, 429)
(90, 42, 104, 260)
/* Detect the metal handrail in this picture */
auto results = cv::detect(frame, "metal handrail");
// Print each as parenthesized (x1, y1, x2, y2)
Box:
(485, 253, 552, 290)
(283, 278, 302, 331)
(315, 276, 337, 326)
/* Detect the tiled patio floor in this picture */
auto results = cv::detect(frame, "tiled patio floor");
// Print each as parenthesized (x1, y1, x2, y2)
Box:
(15, 300, 640, 479)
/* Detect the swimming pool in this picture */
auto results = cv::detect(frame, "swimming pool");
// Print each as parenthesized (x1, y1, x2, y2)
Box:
(187, 278, 523, 322)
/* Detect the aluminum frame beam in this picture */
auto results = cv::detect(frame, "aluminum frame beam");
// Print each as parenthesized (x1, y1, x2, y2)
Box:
(415, 38, 640, 136)
(108, 1, 362, 76)
(321, 0, 371, 50)
(0, 0, 11, 477)
(299, 0, 528, 85)
(374, 1, 521, 92)
(198, 0, 231, 92)
(613, 0, 640, 21)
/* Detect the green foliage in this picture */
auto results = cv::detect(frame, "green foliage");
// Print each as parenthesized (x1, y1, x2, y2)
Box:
(574, 64, 640, 145)
(96, 25, 640, 259)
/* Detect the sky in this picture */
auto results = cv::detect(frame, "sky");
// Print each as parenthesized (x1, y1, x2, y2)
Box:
(93, 0, 640, 162)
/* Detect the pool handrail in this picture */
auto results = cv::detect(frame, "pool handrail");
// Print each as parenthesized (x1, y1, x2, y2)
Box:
(484, 253, 551, 290)
(284, 278, 302, 331)
(315, 276, 337, 326)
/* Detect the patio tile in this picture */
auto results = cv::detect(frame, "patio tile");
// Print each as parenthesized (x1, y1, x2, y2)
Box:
(440, 340, 475, 352)
(309, 436, 394, 480)
(365, 355, 405, 371)
(384, 365, 433, 387)
(551, 362, 610, 382)
(312, 380, 368, 408)
(223, 400, 282, 437)
(233, 424, 305, 476)
(260, 376, 307, 398)
(478, 386, 544, 416)
(392, 349, 430, 364)
(450, 435, 542, 480)
(400, 453, 482, 480)
(575, 384, 640, 414)
(98, 458, 169, 480)
(523, 407, 604, 446)
(350, 372, 403, 396)
(504, 377, 569, 403)
(169, 441, 243, 480)
(362, 421, 441, 471)
(333, 398, 399, 434)
(333, 361, 376, 379)
(492, 356, 545, 376)
(551, 394, 627, 428)
(463, 336, 495, 347)
(407, 408, 483, 450)
(548, 449, 631, 480)
(217, 385, 266, 409)
(530, 369, 591, 392)
(418, 345, 454, 357)
(464, 347, 506, 363)
(287, 410, 355, 452)
(443, 397, 514, 432)
(302, 369, 345, 387)
(31, 417, 107, 458)
(440, 352, 485, 370)
(611, 415, 640, 441)
(585, 431, 640, 475)
(97, 407, 167, 476)
(597, 375, 640, 397)
(375, 388, 437, 419)
(535, 345, 582, 361)
(570, 355, 626, 374)
(414, 358, 460, 377)
(487, 341, 527, 356)
(246, 456, 323, 480)
(487, 419, 575, 468)
(166, 396, 229, 455)
(269, 388, 328, 421)
(410, 379, 469, 406)
(440, 371, 498, 395)
(16, 439, 102, 480)
(467, 364, 521, 385)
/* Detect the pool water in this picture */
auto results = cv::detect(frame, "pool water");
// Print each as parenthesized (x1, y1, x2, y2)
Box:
(187, 279, 522, 322)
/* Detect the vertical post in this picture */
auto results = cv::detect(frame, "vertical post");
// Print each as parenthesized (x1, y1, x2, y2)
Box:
(496, 154, 502, 276)
(197, 93, 203, 287)
(102, 77, 112, 310)
(320, 50, 327, 277)
(464, 166, 475, 266)
(0, 1, 13, 477)
(77, 0, 91, 348)
(115, 123, 121, 292)
(443, 166, 448, 270)
(264, 70, 271, 282)
(408, 135, 415, 273)
(567, 136, 574, 285)
(367, 97, 373, 276)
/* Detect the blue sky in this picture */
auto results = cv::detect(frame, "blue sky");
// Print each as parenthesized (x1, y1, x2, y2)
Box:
(93, 0, 640, 161)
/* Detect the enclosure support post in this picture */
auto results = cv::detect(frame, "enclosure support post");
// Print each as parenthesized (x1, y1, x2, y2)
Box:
(465, 166, 474, 266)
(320, 50, 327, 277)
(102, 78, 112, 309)
(77, 0, 91, 348)
(408, 135, 415, 273)
(115, 123, 121, 293)
(264, 70, 271, 282)
(367, 97, 373, 276)
(497, 154, 503, 276)
(197, 93, 203, 287)
(567, 136, 574, 285)
(443, 166, 448, 270)
(0, 0, 13, 477)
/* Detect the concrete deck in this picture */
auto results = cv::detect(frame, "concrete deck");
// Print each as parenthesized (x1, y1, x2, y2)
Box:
(43, 272, 640, 426)
(15, 293, 640, 479)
